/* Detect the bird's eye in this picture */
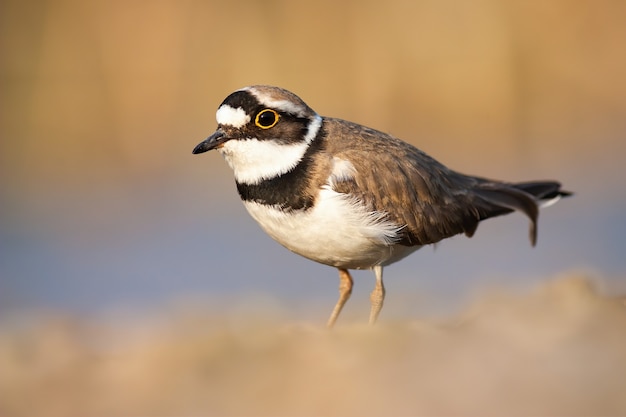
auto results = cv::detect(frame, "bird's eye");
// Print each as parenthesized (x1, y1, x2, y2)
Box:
(255, 109, 280, 129)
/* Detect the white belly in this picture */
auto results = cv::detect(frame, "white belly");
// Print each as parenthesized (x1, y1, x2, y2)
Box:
(243, 186, 420, 269)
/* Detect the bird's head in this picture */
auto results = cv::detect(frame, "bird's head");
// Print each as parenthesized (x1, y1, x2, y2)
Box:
(193, 86, 323, 185)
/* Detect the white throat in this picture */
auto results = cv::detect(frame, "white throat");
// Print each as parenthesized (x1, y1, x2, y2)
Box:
(219, 139, 309, 185)
(218, 114, 323, 185)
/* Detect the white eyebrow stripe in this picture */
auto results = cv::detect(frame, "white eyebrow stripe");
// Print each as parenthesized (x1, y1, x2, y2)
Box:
(216, 104, 250, 128)
(245, 88, 308, 118)
(260, 99, 307, 117)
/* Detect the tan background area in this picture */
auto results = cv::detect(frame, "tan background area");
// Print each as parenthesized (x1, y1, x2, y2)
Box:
(1, 1, 625, 415)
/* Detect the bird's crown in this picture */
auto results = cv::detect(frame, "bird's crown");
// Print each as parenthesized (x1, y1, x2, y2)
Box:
(214, 85, 318, 144)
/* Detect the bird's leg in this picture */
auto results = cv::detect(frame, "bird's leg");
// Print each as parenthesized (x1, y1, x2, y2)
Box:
(369, 265, 385, 325)
(326, 268, 353, 328)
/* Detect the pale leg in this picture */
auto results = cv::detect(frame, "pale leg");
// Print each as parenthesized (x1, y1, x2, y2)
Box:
(369, 265, 385, 324)
(327, 268, 353, 328)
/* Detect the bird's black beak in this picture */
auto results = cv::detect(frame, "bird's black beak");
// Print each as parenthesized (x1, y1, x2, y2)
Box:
(192, 129, 229, 154)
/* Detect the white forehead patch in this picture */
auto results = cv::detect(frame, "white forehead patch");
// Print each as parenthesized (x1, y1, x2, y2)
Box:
(216, 104, 250, 128)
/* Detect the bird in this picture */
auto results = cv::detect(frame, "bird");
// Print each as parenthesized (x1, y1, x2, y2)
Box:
(192, 85, 571, 328)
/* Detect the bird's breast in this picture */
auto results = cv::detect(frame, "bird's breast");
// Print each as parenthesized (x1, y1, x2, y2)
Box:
(242, 186, 418, 269)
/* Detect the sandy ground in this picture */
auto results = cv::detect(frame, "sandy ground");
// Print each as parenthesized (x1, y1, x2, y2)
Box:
(1, 276, 625, 417)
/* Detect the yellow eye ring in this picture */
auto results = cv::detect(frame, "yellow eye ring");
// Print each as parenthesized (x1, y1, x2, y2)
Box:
(255, 109, 280, 129)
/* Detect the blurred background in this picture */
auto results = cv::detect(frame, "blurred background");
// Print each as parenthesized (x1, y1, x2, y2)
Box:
(1, 0, 625, 415)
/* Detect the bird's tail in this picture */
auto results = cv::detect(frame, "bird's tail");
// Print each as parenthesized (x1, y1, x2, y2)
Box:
(469, 180, 571, 246)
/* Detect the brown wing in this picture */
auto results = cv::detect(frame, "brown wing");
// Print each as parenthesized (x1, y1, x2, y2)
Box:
(323, 118, 550, 247)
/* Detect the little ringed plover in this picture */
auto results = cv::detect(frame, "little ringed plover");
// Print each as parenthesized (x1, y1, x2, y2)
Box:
(193, 85, 570, 327)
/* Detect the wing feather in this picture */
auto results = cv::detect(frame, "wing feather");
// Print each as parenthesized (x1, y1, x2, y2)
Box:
(322, 118, 567, 247)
